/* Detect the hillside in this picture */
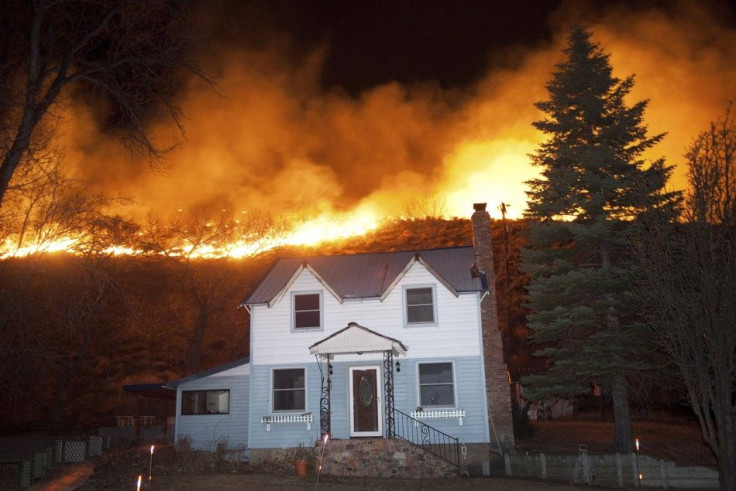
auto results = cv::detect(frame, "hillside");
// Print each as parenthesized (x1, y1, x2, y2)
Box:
(0, 217, 528, 432)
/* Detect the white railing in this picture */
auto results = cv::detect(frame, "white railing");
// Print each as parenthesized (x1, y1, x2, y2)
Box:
(261, 413, 312, 431)
(411, 409, 465, 426)
(115, 415, 156, 427)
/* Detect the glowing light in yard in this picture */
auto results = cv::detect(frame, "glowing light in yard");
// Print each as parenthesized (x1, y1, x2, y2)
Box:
(317, 433, 331, 486)
(635, 438, 642, 488)
(148, 445, 154, 487)
(137, 475, 141, 491)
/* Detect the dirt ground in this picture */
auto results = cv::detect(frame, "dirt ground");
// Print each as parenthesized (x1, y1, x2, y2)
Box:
(96, 473, 595, 490)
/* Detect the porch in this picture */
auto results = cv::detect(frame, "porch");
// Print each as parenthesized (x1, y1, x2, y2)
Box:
(309, 322, 463, 475)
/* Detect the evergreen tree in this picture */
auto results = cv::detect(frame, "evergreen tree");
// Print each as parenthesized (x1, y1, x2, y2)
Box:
(521, 27, 679, 453)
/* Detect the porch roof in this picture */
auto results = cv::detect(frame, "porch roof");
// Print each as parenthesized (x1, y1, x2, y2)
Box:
(308, 322, 407, 356)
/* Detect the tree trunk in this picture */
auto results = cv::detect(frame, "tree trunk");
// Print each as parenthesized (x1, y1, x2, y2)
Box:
(187, 310, 208, 373)
(611, 375, 633, 453)
(717, 411, 736, 491)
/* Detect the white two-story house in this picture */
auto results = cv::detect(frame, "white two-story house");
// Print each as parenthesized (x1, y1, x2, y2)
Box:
(172, 203, 514, 474)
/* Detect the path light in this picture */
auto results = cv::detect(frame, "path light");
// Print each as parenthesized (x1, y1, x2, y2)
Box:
(635, 438, 642, 489)
(315, 434, 330, 490)
(137, 475, 141, 491)
(148, 445, 154, 489)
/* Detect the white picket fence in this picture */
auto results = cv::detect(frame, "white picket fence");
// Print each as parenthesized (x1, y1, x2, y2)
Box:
(11, 436, 104, 490)
(501, 452, 719, 489)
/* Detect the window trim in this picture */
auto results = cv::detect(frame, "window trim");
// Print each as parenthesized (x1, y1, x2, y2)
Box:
(292, 292, 323, 331)
(180, 389, 231, 416)
(404, 285, 437, 326)
(271, 367, 307, 413)
(416, 361, 456, 408)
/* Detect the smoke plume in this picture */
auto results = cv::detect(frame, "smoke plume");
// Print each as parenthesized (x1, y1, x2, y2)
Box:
(61, 0, 736, 222)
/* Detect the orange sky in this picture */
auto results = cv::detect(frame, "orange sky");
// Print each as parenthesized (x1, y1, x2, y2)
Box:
(63, 1, 736, 223)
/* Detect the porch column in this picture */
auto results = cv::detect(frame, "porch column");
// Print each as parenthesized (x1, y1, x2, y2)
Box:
(383, 350, 395, 438)
(135, 393, 142, 441)
(319, 355, 331, 438)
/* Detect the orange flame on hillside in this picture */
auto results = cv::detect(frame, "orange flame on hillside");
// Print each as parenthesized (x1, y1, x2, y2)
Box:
(1, 2, 735, 258)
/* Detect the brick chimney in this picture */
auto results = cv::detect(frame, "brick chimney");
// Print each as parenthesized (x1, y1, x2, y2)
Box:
(471, 203, 515, 449)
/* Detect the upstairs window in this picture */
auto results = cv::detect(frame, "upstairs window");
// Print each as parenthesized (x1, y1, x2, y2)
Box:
(405, 287, 435, 324)
(273, 368, 306, 412)
(293, 293, 321, 330)
(181, 389, 230, 415)
(418, 363, 455, 407)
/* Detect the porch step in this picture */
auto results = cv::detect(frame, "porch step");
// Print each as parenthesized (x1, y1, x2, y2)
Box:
(316, 438, 458, 478)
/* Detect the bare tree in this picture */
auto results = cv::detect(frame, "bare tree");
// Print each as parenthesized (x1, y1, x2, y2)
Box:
(0, 0, 204, 208)
(0, 255, 131, 428)
(685, 104, 736, 226)
(0, 151, 137, 257)
(138, 205, 286, 372)
(632, 105, 735, 490)
(403, 196, 447, 219)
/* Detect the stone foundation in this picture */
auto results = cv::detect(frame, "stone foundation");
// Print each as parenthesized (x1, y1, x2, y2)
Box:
(316, 438, 458, 478)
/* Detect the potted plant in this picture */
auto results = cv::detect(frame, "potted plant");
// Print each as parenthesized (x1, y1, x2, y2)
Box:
(292, 442, 313, 476)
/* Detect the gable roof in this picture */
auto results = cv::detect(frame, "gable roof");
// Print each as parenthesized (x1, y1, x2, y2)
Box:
(241, 246, 485, 306)
(309, 322, 408, 356)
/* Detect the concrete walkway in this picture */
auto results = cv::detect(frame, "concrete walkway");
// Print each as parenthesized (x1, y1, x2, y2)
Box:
(27, 461, 94, 491)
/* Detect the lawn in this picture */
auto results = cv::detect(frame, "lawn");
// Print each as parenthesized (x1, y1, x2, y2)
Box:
(5, 419, 716, 490)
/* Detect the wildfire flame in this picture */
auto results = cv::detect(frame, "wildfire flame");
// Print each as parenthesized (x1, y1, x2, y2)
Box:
(1, 3, 734, 259)
(0, 210, 382, 259)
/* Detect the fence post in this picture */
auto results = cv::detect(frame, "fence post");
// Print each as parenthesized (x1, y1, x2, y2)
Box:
(615, 453, 623, 487)
(18, 460, 32, 489)
(55, 440, 63, 464)
(660, 459, 668, 489)
(631, 452, 638, 484)
(540, 453, 547, 479)
(504, 454, 512, 476)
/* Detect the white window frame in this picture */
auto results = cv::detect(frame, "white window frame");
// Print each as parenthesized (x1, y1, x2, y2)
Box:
(271, 367, 307, 413)
(416, 361, 456, 408)
(404, 285, 437, 326)
(292, 292, 323, 331)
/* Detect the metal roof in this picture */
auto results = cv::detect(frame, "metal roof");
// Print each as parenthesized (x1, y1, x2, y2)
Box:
(168, 357, 250, 387)
(242, 246, 484, 306)
(122, 383, 176, 400)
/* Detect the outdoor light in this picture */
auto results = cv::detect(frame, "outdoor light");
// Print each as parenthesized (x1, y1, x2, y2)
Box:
(635, 438, 642, 489)
(395, 361, 401, 372)
(148, 445, 154, 487)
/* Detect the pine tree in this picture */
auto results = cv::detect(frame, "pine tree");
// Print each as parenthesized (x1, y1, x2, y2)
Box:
(521, 26, 679, 453)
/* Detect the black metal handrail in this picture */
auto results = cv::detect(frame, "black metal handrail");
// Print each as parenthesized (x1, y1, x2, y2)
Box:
(391, 408, 461, 476)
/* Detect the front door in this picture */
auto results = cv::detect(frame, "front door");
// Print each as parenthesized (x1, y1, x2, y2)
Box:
(349, 366, 382, 437)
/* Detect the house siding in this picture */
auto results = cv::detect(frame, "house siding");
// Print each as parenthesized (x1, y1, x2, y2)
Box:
(248, 355, 488, 449)
(175, 370, 250, 453)
(251, 263, 482, 366)
(248, 362, 321, 449)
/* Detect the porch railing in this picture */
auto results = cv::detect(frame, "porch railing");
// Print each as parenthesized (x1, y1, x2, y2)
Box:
(391, 408, 461, 476)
